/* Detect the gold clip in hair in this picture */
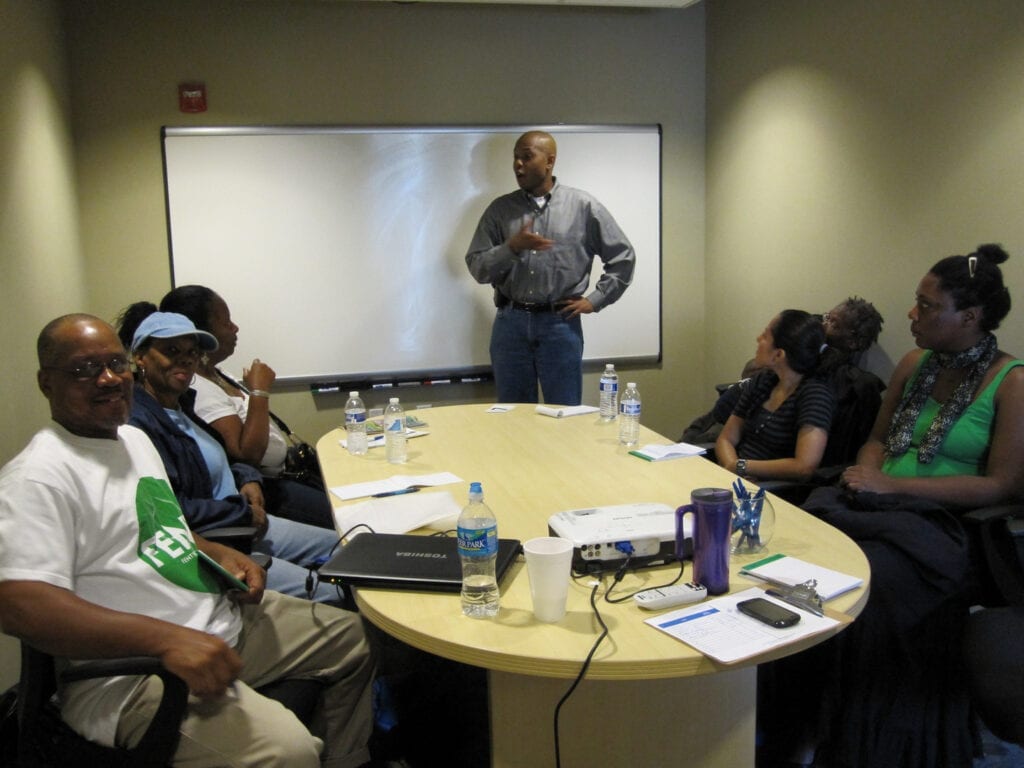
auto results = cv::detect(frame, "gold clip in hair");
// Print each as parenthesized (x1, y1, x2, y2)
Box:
(968, 255, 978, 278)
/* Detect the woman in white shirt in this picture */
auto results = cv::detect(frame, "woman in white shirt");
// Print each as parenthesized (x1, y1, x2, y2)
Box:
(161, 285, 334, 529)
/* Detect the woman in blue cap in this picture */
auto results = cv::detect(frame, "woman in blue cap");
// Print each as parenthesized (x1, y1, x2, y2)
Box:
(117, 304, 341, 603)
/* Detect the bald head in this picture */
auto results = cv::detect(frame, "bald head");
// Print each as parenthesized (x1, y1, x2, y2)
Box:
(513, 131, 557, 196)
(36, 314, 134, 439)
(37, 313, 107, 368)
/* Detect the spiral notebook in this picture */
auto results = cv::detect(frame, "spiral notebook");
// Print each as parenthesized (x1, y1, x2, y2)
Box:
(318, 533, 522, 593)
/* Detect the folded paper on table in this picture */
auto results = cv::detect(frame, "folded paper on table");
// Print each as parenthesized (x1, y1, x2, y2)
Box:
(330, 471, 462, 501)
(645, 587, 841, 664)
(629, 442, 707, 461)
(740, 553, 863, 601)
(535, 405, 600, 418)
(333, 490, 463, 538)
(339, 429, 427, 450)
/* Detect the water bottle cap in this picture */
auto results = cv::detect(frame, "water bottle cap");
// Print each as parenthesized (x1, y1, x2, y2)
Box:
(389, 397, 399, 404)
(627, 382, 637, 388)
(469, 481, 482, 494)
(349, 391, 358, 397)
(605, 363, 615, 371)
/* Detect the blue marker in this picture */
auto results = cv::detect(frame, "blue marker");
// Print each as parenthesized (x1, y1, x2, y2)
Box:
(372, 487, 422, 498)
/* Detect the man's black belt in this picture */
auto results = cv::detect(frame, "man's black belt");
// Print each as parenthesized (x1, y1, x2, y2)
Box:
(509, 300, 560, 313)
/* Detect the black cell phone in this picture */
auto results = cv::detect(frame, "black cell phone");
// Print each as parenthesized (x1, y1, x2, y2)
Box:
(737, 597, 801, 628)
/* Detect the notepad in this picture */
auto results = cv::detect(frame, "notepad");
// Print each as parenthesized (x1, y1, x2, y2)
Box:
(535, 405, 600, 418)
(197, 550, 249, 592)
(740, 553, 863, 601)
(629, 442, 707, 461)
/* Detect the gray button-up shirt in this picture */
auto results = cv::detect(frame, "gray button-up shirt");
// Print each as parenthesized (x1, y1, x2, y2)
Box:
(465, 180, 635, 311)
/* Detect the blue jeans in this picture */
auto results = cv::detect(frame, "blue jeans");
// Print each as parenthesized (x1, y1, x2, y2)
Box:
(263, 476, 334, 529)
(255, 514, 342, 603)
(489, 307, 584, 405)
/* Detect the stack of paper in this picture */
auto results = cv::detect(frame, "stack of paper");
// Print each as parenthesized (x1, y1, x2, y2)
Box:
(535, 405, 600, 418)
(329, 472, 462, 501)
(629, 442, 707, 461)
(332, 490, 463, 539)
(740, 553, 863, 601)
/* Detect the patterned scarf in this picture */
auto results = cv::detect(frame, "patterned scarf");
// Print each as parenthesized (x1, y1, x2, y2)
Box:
(884, 333, 998, 463)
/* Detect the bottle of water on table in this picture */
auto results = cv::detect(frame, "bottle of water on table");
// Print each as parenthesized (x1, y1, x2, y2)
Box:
(458, 482, 500, 618)
(383, 397, 407, 464)
(619, 382, 641, 447)
(344, 390, 368, 455)
(599, 363, 619, 421)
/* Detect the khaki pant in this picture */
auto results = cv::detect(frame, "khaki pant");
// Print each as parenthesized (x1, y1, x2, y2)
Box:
(116, 591, 374, 767)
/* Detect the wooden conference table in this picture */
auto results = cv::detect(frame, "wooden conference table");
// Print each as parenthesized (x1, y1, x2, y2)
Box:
(317, 404, 870, 767)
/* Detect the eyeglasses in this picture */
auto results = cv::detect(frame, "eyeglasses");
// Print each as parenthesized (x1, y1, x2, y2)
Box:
(42, 357, 131, 381)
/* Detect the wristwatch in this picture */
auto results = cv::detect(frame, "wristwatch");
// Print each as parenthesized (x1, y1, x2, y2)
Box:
(735, 458, 748, 477)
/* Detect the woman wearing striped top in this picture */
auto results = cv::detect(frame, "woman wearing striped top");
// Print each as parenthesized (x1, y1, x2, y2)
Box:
(715, 309, 835, 482)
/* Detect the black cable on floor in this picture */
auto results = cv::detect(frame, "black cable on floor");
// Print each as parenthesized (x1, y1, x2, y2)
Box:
(553, 578, 609, 768)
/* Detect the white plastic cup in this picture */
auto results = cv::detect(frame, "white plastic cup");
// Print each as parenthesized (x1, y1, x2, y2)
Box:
(523, 537, 574, 622)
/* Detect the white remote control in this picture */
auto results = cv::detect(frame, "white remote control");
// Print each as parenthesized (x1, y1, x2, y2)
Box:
(634, 582, 708, 610)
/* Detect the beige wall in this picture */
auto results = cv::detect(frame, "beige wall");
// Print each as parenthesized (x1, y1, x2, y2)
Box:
(0, 0, 83, 689)
(60, 0, 707, 443)
(707, 0, 1024, 388)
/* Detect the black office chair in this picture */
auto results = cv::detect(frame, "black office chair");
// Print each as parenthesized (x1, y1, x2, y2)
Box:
(961, 503, 1024, 747)
(13, 642, 326, 768)
(16, 645, 187, 767)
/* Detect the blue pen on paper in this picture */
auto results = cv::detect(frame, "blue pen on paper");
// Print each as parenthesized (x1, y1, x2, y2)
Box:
(372, 487, 422, 498)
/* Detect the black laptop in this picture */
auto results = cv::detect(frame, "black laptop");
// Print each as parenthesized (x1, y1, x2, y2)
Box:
(318, 533, 522, 593)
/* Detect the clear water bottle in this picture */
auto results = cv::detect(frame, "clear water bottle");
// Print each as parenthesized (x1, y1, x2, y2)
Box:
(344, 391, 368, 456)
(619, 382, 641, 447)
(599, 363, 619, 421)
(458, 482, 500, 618)
(383, 397, 407, 464)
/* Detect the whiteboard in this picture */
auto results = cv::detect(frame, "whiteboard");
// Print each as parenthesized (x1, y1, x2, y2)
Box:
(162, 125, 661, 385)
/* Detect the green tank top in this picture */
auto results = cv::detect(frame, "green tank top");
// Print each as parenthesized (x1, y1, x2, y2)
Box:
(883, 354, 1024, 478)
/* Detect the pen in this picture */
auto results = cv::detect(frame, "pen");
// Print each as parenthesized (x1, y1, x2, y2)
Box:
(372, 487, 422, 498)
(628, 450, 653, 462)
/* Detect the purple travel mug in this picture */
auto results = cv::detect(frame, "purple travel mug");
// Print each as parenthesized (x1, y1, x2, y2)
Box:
(675, 487, 733, 595)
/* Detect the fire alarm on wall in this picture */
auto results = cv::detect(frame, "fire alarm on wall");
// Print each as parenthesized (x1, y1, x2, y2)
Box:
(178, 82, 207, 113)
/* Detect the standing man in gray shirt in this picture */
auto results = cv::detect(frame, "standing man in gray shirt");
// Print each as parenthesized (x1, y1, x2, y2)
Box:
(465, 130, 635, 405)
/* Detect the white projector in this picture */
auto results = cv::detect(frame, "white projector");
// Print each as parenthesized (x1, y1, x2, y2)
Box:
(548, 502, 693, 573)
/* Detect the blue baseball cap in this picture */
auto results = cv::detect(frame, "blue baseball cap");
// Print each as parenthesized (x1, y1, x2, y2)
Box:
(130, 312, 219, 354)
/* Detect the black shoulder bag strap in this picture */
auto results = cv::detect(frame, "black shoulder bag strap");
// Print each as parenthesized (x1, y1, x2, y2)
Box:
(214, 368, 297, 439)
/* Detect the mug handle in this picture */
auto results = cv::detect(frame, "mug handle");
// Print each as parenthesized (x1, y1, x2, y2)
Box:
(675, 503, 694, 561)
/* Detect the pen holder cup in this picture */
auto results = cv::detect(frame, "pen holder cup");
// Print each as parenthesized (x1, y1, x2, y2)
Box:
(730, 494, 775, 556)
(676, 488, 733, 596)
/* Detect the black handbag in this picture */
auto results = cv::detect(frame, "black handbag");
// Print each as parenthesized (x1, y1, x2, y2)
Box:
(268, 411, 325, 492)
(279, 428, 325, 492)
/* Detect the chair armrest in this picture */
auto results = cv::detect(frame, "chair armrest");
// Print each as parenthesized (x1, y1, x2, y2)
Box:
(961, 504, 1024, 607)
(64, 659, 188, 764)
(61, 656, 167, 682)
(201, 525, 259, 553)
(20, 644, 188, 766)
(962, 504, 1024, 526)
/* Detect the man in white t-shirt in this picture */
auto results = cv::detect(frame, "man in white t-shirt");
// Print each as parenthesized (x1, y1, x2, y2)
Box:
(0, 315, 374, 767)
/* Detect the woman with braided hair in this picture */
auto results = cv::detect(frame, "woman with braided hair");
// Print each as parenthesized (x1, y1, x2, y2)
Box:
(758, 244, 1024, 768)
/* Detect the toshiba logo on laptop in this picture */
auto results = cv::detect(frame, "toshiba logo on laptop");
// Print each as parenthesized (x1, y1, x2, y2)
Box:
(396, 551, 448, 559)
